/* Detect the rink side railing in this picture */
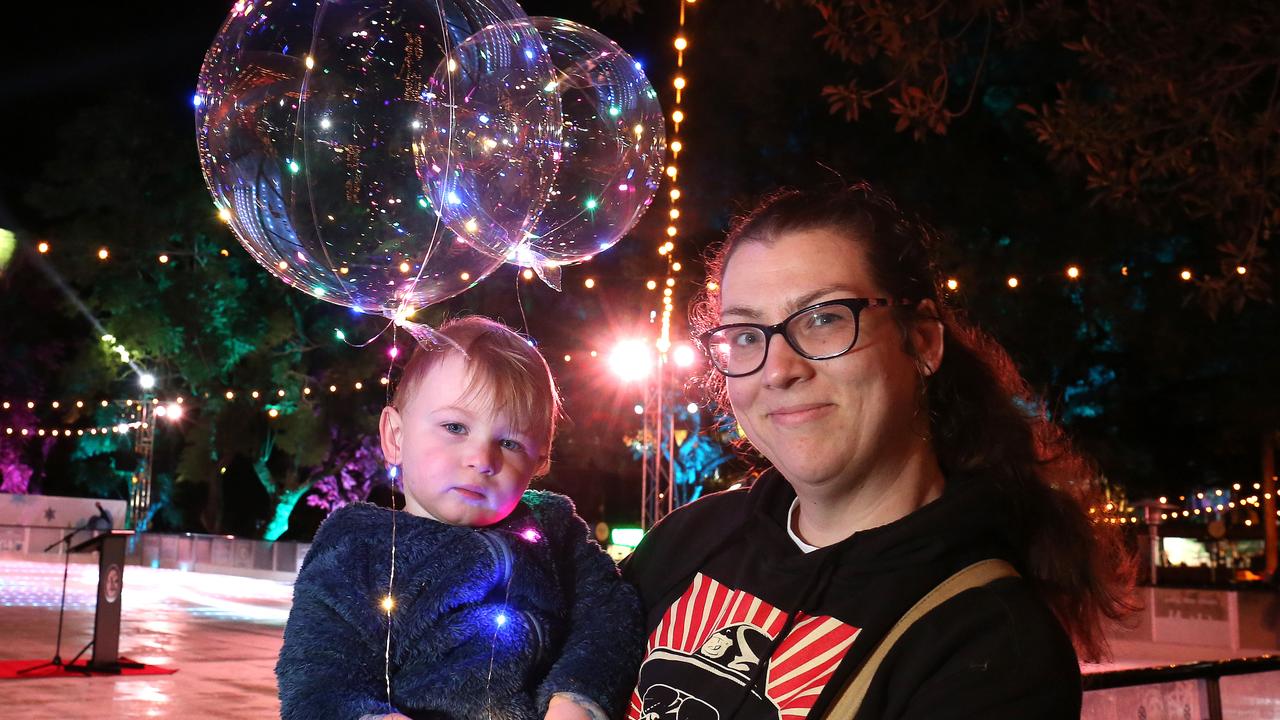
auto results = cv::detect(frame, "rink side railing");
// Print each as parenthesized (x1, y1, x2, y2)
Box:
(0, 524, 308, 581)
(1082, 655, 1280, 720)
(6, 521, 1280, 717)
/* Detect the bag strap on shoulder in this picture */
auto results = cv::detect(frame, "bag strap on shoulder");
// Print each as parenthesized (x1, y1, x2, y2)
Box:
(823, 558, 1020, 719)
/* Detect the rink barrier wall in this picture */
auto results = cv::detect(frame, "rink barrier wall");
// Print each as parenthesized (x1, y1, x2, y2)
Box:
(1083, 656, 1280, 720)
(0, 524, 307, 582)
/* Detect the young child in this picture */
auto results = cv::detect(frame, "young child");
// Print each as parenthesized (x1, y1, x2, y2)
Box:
(277, 316, 643, 720)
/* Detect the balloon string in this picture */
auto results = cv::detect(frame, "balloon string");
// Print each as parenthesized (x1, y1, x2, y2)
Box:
(383, 0, 452, 701)
(336, 316, 398, 349)
(514, 266, 532, 336)
(384, 488, 398, 706)
(383, 322, 400, 709)
(384, 324, 399, 404)
(484, 552, 516, 720)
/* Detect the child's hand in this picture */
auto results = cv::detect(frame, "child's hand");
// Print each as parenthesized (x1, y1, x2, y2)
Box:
(544, 693, 602, 720)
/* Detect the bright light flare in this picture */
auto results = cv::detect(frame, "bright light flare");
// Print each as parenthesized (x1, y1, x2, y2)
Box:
(672, 344, 697, 368)
(608, 339, 654, 382)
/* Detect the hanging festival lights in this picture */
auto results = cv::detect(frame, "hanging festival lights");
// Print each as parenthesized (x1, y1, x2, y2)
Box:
(650, 0, 698, 354)
(4, 421, 145, 437)
(22, 229, 1238, 300)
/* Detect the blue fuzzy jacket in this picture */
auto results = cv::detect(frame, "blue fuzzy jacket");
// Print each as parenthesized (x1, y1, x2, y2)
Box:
(276, 490, 644, 720)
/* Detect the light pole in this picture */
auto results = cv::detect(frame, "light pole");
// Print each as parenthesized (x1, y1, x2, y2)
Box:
(611, 336, 712, 528)
(608, 336, 675, 529)
(126, 374, 180, 532)
(640, 345, 674, 530)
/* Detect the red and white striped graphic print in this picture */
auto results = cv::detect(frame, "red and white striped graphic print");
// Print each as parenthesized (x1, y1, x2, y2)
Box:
(628, 573, 860, 719)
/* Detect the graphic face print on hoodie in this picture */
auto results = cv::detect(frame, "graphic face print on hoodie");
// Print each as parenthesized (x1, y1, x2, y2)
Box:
(627, 573, 860, 720)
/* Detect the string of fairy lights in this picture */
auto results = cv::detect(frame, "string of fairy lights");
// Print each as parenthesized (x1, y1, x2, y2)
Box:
(1087, 481, 1280, 525)
(17, 0, 1250, 305)
(34, 237, 697, 295)
(2, 397, 150, 436)
(0, 342, 657, 432)
(0, 378, 389, 428)
(5, 422, 144, 438)
(652, 0, 695, 350)
(32, 237, 1253, 298)
(12, 1, 1273, 534)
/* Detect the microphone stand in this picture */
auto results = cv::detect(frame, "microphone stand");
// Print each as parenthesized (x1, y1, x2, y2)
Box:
(17, 523, 91, 675)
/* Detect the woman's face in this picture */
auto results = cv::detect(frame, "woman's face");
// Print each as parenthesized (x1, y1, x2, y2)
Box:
(718, 228, 936, 496)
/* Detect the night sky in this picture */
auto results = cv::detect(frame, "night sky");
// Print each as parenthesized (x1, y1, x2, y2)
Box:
(0, 0, 674, 229)
(4, 1, 1276, 518)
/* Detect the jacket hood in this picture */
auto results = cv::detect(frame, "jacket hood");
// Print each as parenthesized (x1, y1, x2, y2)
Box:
(742, 468, 1020, 575)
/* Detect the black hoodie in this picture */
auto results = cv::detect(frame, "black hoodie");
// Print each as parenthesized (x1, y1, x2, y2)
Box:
(621, 470, 1081, 719)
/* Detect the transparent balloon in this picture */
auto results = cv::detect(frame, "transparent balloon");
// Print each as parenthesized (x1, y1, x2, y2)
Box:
(196, 0, 560, 316)
(417, 21, 564, 262)
(425, 17, 666, 286)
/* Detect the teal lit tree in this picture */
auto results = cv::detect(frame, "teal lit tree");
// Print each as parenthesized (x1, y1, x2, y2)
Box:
(18, 91, 387, 537)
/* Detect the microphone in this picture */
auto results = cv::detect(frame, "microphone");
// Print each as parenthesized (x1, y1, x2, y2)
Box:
(94, 502, 112, 528)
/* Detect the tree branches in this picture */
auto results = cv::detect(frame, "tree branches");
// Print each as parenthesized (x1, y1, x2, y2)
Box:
(785, 0, 1279, 311)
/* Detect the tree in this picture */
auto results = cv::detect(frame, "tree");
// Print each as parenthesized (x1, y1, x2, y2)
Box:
(775, 0, 1279, 312)
(11, 84, 673, 535)
(588, 0, 1280, 501)
(18, 90, 388, 536)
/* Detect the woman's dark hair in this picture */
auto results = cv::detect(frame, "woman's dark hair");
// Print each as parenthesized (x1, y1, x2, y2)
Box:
(690, 182, 1135, 662)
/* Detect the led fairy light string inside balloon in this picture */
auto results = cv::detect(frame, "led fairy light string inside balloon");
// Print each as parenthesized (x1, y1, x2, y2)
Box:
(198, 3, 528, 330)
(296, 2, 352, 307)
(400, 0, 463, 325)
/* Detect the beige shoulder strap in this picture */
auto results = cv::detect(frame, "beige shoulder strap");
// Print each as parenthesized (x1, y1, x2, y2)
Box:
(822, 559, 1020, 720)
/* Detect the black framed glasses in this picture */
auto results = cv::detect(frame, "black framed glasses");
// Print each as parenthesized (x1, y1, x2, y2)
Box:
(697, 297, 916, 377)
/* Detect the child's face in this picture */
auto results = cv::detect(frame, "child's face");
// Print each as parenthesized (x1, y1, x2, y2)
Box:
(379, 353, 546, 526)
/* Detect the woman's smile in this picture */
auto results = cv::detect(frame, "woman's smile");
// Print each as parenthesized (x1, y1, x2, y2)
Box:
(766, 402, 836, 427)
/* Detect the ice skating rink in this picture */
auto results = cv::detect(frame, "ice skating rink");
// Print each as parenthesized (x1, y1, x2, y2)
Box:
(0, 558, 290, 718)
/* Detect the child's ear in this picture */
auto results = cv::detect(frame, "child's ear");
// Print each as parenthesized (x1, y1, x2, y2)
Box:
(379, 405, 404, 466)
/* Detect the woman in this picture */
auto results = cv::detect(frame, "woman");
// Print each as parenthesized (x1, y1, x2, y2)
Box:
(622, 183, 1133, 719)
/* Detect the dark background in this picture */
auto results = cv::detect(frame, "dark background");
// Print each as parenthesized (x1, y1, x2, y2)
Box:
(1, 0, 1276, 537)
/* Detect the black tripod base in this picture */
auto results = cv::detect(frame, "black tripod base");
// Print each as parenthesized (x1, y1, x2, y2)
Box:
(15, 657, 63, 675)
(63, 659, 146, 675)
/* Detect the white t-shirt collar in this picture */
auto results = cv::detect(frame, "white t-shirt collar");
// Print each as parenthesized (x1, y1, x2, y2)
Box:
(787, 497, 820, 553)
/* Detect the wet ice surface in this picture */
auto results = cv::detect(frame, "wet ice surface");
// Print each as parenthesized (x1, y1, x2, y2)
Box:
(6, 557, 1277, 719)
(0, 559, 291, 719)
